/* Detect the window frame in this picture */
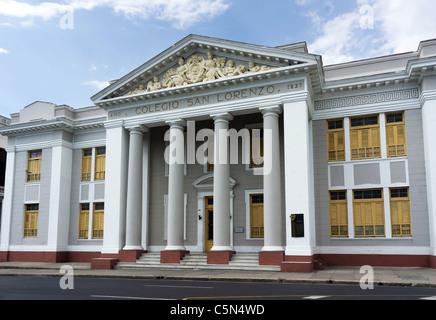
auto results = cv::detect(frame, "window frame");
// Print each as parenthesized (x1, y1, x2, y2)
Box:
(78, 203, 90, 239)
(92, 202, 104, 239)
(390, 187, 412, 237)
(249, 193, 264, 238)
(327, 119, 345, 162)
(385, 112, 407, 158)
(94, 147, 106, 181)
(329, 190, 348, 237)
(23, 203, 39, 238)
(349, 115, 381, 160)
(81, 148, 93, 182)
(353, 188, 385, 238)
(26, 150, 42, 183)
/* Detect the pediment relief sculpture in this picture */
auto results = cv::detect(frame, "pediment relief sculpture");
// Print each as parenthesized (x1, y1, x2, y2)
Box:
(124, 52, 274, 96)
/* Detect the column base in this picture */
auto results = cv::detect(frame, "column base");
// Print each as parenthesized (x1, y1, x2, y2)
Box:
(118, 249, 146, 263)
(160, 250, 189, 264)
(207, 250, 235, 265)
(259, 251, 284, 266)
(91, 258, 119, 270)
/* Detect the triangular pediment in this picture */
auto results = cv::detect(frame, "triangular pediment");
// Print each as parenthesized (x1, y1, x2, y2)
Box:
(91, 34, 320, 104)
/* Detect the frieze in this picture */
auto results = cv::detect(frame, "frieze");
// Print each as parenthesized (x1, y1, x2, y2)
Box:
(314, 88, 419, 111)
(108, 80, 304, 120)
(123, 52, 274, 96)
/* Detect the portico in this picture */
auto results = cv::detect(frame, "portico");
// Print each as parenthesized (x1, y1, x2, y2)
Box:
(92, 35, 318, 268)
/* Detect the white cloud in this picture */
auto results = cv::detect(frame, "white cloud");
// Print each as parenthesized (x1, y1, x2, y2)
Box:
(0, 0, 68, 20)
(307, 0, 436, 65)
(0, 48, 10, 54)
(0, 0, 230, 29)
(83, 80, 110, 90)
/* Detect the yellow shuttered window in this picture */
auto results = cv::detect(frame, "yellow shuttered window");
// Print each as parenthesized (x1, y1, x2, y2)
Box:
(390, 188, 412, 237)
(353, 189, 385, 237)
(78, 203, 90, 239)
(250, 129, 264, 168)
(94, 147, 106, 181)
(250, 194, 264, 238)
(27, 150, 42, 182)
(350, 116, 381, 160)
(24, 204, 39, 237)
(81, 149, 92, 181)
(327, 120, 345, 162)
(329, 191, 348, 237)
(386, 112, 407, 157)
(92, 203, 104, 239)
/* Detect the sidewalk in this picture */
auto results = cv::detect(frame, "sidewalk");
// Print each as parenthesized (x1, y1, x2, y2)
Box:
(1, 262, 436, 288)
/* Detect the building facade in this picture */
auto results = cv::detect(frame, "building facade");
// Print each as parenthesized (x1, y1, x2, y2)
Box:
(1, 35, 436, 272)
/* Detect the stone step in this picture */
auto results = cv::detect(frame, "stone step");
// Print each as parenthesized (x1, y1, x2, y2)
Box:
(115, 252, 280, 272)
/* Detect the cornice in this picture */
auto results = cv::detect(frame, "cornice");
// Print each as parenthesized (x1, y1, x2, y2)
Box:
(420, 89, 436, 105)
(0, 117, 74, 136)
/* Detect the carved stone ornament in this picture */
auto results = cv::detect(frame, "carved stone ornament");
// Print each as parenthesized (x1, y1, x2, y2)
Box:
(123, 52, 274, 96)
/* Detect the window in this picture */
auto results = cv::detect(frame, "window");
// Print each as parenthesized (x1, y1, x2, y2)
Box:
(249, 128, 263, 168)
(94, 147, 106, 181)
(250, 194, 264, 238)
(24, 204, 38, 237)
(81, 149, 92, 181)
(327, 119, 345, 162)
(390, 188, 412, 237)
(350, 115, 381, 160)
(386, 112, 407, 157)
(78, 203, 90, 239)
(329, 191, 348, 237)
(353, 189, 385, 237)
(92, 203, 104, 239)
(27, 150, 42, 182)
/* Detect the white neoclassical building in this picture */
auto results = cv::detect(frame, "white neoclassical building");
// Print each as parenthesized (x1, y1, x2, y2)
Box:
(1, 35, 436, 272)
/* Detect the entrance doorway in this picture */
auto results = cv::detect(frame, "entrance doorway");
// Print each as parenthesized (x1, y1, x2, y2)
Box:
(205, 196, 213, 252)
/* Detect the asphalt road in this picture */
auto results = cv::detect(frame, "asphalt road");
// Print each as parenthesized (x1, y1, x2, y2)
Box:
(1, 276, 436, 301)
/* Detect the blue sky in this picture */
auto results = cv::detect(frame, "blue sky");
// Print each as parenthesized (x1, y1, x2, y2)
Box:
(0, 0, 435, 117)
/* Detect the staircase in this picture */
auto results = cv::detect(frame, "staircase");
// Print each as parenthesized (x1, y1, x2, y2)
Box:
(115, 252, 280, 272)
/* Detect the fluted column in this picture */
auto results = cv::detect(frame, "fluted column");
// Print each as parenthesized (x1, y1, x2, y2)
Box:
(124, 125, 147, 252)
(161, 119, 187, 263)
(259, 106, 284, 265)
(208, 113, 234, 264)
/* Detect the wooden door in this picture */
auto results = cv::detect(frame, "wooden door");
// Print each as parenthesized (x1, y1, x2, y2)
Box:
(205, 197, 214, 252)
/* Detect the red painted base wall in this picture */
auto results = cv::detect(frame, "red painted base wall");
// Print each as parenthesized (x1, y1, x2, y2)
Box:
(1, 250, 436, 271)
(316, 254, 431, 268)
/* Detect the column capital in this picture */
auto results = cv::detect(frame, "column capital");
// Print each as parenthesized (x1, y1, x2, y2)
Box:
(211, 112, 233, 123)
(166, 119, 186, 129)
(126, 124, 148, 134)
(260, 106, 282, 117)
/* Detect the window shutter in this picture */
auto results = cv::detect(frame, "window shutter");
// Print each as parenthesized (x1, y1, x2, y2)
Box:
(250, 194, 264, 238)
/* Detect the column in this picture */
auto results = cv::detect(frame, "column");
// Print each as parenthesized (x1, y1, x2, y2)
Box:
(421, 81, 436, 268)
(208, 113, 234, 264)
(282, 97, 315, 272)
(47, 139, 73, 261)
(123, 125, 147, 260)
(161, 119, 187, 263)
(101, 121, 129, 256)
(259, 106, 284, 265)
(0, 146, 15, 261)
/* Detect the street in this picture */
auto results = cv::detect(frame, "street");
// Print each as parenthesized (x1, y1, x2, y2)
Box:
(0, 276, 435, 301)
